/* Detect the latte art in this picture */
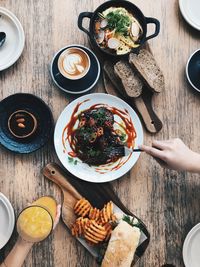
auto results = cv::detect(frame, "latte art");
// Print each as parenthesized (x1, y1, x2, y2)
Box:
(63, 53, 85, 75)
(58, 47, 90, 80)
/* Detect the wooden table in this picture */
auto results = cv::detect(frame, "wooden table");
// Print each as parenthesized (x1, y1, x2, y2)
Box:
(1, 1, 200, 266)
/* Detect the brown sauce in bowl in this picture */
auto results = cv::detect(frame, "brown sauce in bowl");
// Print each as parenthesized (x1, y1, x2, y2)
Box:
(8, 110, 37, 139)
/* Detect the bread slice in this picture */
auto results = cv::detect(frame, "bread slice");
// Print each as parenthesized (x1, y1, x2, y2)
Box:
(101, 221, 141, 267)
(103, 61, 127, 96)
(129, 49, 164, 93)
(114, 60, 143, 98)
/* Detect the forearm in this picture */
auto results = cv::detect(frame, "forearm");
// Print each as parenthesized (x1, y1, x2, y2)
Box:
(1, 237, 33, 267)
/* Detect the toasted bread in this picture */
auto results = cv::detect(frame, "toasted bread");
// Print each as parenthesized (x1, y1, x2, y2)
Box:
(114, 60, 143, 98)
(103, 61, 126, 96)
(129, 49, 164, 93)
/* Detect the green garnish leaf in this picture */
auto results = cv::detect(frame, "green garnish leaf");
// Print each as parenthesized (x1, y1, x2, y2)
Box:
(120, 133, 126, 142)
(123, 215, 141, 229)
(105, 10, 131, 35)
(68, 157, 78, 165)
(68, 157, 74, 163)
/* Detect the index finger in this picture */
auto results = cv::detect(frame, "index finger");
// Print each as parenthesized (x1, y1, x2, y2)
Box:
(139, 144, 166, 160)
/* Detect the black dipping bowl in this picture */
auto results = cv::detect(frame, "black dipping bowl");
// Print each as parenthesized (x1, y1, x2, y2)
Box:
(186, 49, 200, 92)
(78, 0, 160, 58)
(0, 93, 54, 153)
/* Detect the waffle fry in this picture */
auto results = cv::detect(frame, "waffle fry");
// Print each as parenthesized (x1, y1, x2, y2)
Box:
(84, 220, 107, 244)
(74, 198, 92, 217)
(71, 217, 89, 237)
(100, 201, 113, 223)
(89, 207, 100, 221)
(72, 199, 116, 245)
(104, 222, 112, 241)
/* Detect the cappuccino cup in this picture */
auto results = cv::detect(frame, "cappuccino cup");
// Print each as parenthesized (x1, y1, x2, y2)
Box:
(57, 47, 90, 80)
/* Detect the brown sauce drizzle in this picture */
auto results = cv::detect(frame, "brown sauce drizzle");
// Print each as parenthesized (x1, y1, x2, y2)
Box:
(62, 100, 137, 174)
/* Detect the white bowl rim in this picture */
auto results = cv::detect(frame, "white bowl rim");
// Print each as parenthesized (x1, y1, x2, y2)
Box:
(0, 7, 25, 71)
(179, 0, 200, 31)
(0, 193, 15, 249)
(183, 222, 200, 267)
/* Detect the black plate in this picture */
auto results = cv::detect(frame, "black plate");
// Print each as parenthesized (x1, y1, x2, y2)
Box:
(50, 45, 101, 94)
(0, 93, 54, 153)
(186, 49, 200, 92)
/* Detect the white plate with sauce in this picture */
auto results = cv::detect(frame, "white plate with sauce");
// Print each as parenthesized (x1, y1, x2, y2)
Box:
(0, 193, 15, 249)
(54, 93, 143, 183)
(179, 0, 200, 30)
(0, 7, 25, 71)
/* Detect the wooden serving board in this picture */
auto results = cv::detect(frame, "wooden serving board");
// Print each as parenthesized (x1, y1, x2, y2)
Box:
(103, 73, 163, 133)
(43, 163, 150, 265)
(102, 43, 163, 134)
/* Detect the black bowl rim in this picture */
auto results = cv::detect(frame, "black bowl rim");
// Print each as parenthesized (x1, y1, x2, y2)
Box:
(88, 0, 149, 57)
(50, 44, 101, 94)
(186, 48, 200, 92)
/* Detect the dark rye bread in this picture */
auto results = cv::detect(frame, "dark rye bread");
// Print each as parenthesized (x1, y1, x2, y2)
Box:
(104, 61, 127, 96)
(129, 49, 165, 93)
(114, 61, 143, 98)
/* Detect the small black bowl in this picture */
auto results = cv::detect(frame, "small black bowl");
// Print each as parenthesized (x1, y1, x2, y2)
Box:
(186, 49, 200, 92)
(78, 0, 160, 58)
(0, 93, 54, 153)
(50, 45, 101, 95)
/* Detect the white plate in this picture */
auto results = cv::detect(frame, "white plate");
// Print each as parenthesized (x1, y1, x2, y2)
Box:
(0, 7, 25, 71)
(54, 93, 143, 183)
(0, 193, 15, 249)
(183, 223, 200, 267)
(179, 0, 200, 30)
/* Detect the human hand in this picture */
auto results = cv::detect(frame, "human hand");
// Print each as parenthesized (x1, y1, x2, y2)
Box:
(139, 138, 200, 172)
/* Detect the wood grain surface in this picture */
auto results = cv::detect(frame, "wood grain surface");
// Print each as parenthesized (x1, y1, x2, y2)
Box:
(0, 1, 200, 267)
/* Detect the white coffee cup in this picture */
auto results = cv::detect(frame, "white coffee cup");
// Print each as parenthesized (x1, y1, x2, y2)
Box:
(57, 47, 91, 80)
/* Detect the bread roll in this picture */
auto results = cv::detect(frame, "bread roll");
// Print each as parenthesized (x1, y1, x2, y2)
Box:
(101, 220, 141, 267)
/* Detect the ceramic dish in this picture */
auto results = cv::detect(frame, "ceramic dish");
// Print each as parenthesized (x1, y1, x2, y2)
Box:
(183, 223, 200, 267)
(179, 0, 200, 30)
(0, 93, 54, 153)
(186, 49, 200, 92)
(78, 0, 160, 58)
(0, 193, 15, 249)
(54, 93, 143, 183)
(0, 7, 25, 71)
(50, 45, 101, 94)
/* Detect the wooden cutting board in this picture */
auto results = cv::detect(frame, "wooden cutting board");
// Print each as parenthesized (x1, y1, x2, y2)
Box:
(42, 163, 150, 265)
(102, 43, 163, 134)
(103, 73, 163, 133)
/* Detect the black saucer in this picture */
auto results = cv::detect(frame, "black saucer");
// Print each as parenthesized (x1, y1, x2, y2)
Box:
(50, 45, 101, 94)
(186, 49, 200, 92)
(0, 93, 54, 153)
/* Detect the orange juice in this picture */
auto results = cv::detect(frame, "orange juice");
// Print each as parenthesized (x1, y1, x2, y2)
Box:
(17, 206, 53, 242)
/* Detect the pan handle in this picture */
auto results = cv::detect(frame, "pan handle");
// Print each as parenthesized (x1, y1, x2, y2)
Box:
(78, 12, 93, 37)
(144, 17, 160, 42)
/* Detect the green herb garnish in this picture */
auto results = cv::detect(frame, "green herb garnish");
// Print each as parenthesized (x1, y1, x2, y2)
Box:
(68, 157, 78, 165)
(120, 132, 127, 142)
(123, 215, 140, 229)
(105, 10, 131, 35)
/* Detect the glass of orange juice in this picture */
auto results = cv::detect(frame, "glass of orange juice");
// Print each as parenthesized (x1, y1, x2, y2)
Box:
(17, 205, 53, 243)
